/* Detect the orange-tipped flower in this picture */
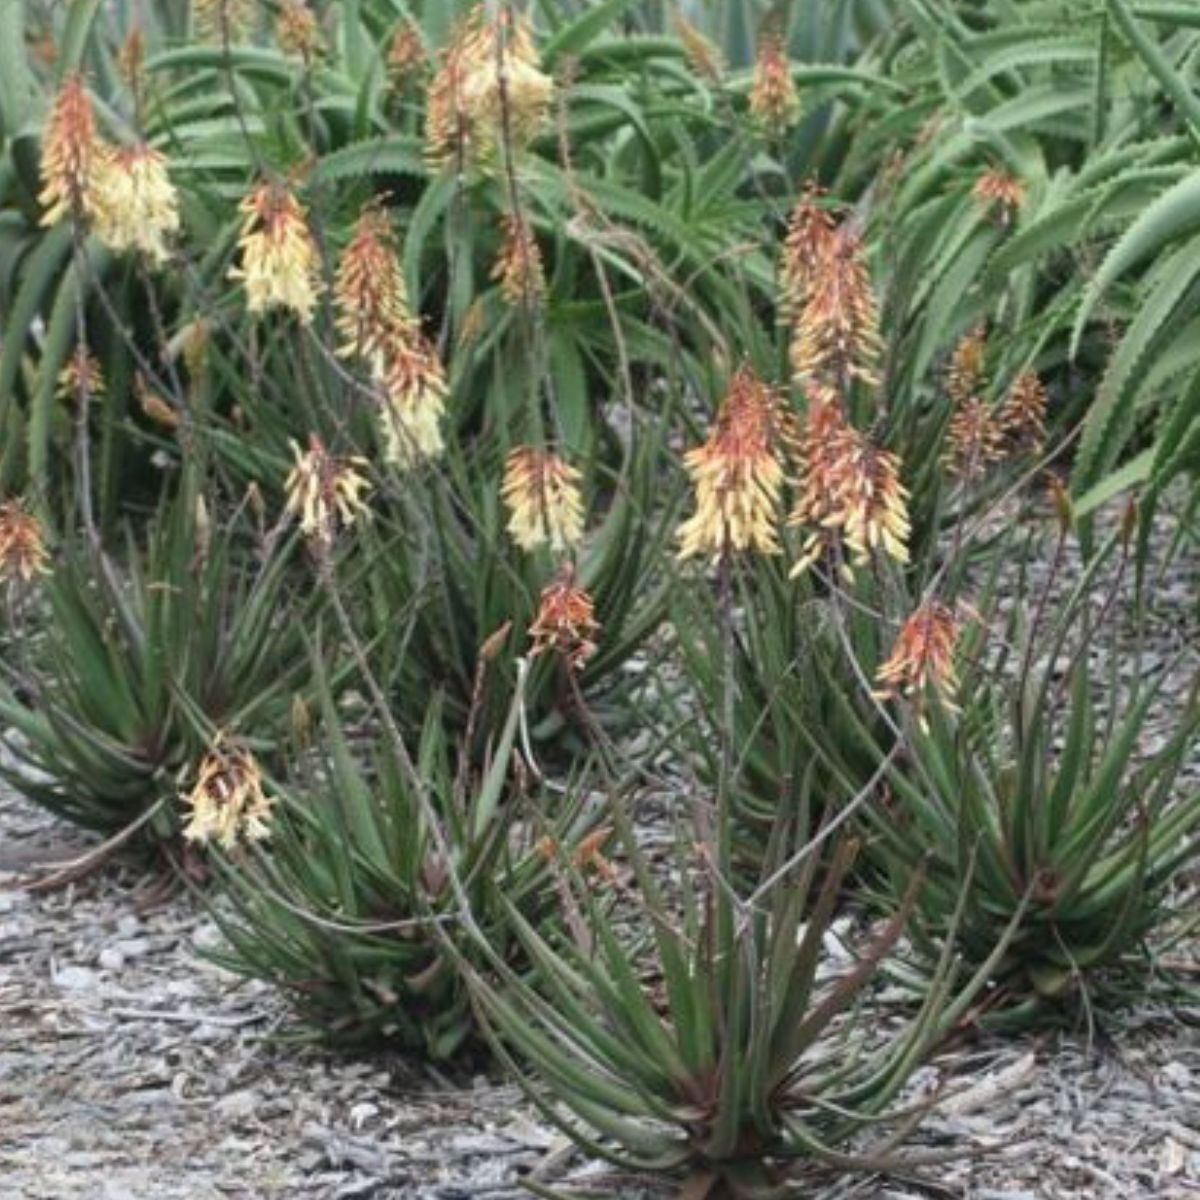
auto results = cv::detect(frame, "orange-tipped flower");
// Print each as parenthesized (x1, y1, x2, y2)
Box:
(284, 434, 371, 542)
(334, 208, 411, 367)
(388, 23, 426, 85)
(230, 182, 324, 323)
(790, 227, 881, 387)
(39, 75, 102, 227)
(780, 187, 836, 321)
(528, 566, 600, 671)
(789, 387, 909, 576)
(182, 736, 274, 852)
(946, 324, 987, 406)
(493, 213, 545, 308)
(425, 6, 552, 170)
(1000, 370, 1047, 456)
(972, 167, 1025, 226)
(0, 500, 50, 585)
(276, 0, 324, 59)
(502, 448, 585, 554)
(874, 602, 961, 713)
(749, 32, 800, 134)
(678, 368, 786, 562)
(91, 144, 180, 265)
(378, 333, 448, 466)
(944, 397, 1006, 479)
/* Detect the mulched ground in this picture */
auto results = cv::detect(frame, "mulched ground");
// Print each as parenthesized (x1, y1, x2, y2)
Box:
(1, 500, 1198, 1199)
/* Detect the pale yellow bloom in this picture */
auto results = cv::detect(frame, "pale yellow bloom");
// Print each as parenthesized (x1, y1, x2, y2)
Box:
(182, 738, 274, 852)
(502, 448, 585, 554)
(378, 334, 448, 466)
(91, 144, 181, 265)
(284, 435, 371, 541)
(39, 75, 102, 227)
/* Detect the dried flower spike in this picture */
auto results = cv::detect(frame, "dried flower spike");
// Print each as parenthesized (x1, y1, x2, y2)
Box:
(389, 23, 426, 85)
(284, 435, 371, 542)
(944, 397, 1006, 479)
(528, 566, 600, 672)
(493, 213, 545, 308)
(790, 227, 881, 388)
(973, 168, 1025, 226)
(39, 75, 102, 227)
(230, 182, 324, 323)
(182, 736, 274, 852)
(750, 32, 800, 134)
(874, 602, 961, 715)
(678, 368, 786, 562)
(425, 6, 552, 170)
(277, 0, 324, 60)
(56, 348, 105, 405)
(91, 144, 181, 265)
(0, 500, 50, 585)
(1001, 370, 1047, 456)
(946, 324, 987, 406)
(503, 448, 585, 554)
(194, 0, 251, 43)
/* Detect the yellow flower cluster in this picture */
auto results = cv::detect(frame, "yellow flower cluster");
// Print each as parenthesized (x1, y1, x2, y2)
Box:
(502, 447, 585, 554)
(0, 500, 49, 585)
(182, 738, 274, 852)
(230, 182, 324, 323)
(284, 435, 371, 543)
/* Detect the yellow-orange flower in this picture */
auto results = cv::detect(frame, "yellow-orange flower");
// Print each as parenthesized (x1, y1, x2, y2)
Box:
(182, 737, 273, 852)
(91, 144, 181, 265)
(780, 187, 835, 321)
(56, 348, 105, 404)
(502, 447, 585, 554)
(678, 369, 786, 561)
(284, 434, 371, 541)
(972, 167, 1025, 226)
(276, 0, 323, 59)
(39, 75, 102, 227)
(389, 23, 426, 85)
(749, 33, 800, 133)
(1001, 370, 1047, 456)
(425, 6, 552, 170)
(334, 208, 410, 367)
(230, 182, 323, 323)
(0, 500, 50, 584)
(944, 397, 1006, 479)
(790, 227, 881, 387)
(378, 332, 448, 466)
(528, 567, 600, 671)
(492, 213, 545, 307)
(874, 602, 961, 712)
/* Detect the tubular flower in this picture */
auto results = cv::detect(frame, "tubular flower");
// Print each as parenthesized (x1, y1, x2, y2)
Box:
(946, 324, 987, 406)
(972, 167, 1025, 226)
(389, 23, 426, 85)
(334, 208, 411, 367)
(182, 737, 274, 852)
(502, 447, 585, 554)
(276, 0, 324, 59)
(425, 6, 552, 170)
(789, 390, 909, 576)
(1001, 370, 1047, 456)
(780, 187, 836, 321)
(284, 435, 371, 542)
(378, 332, 448, 466)
(944, 397, 1006, 479)
(677, 369, 786, 562)
(671, 8, 723, 83)
(38, 75, 103, 227)
(56, 349, 105, 405)
(230, 182, 324, 323)
(0, 500, 50, 585)
(492, 213, 545, 307)
(874, 602, 961, 713)
(528, 566, 600, 671)
(749, 32, 800, 134)
(91, 144, 181, 265)
(790, 227, 881, 387)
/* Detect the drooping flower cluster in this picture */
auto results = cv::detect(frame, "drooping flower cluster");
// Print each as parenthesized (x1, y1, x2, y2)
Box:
(0, 500, 50, 585)
(182, 737, 274, 852)
(749, 32, 800, 134)
(38, 75, 101, 227)
(333, 209, 448, 466)
(790, 226, 882, 388)
(677, 369, 787, 562)
(91, 145, 181, 265)
(780, 188, 835, 322)
(502, 447, 585, 554)
(230, 182, 324, 323)
(284, 435, 371, 543)
(528, 566, 600, 671)
(973, 167, 1025, 226)
(788, 388, 909, 577)
(493, 213, 545, 308)
(425, 6, 553, 170)
(874, 602, 961, 715)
